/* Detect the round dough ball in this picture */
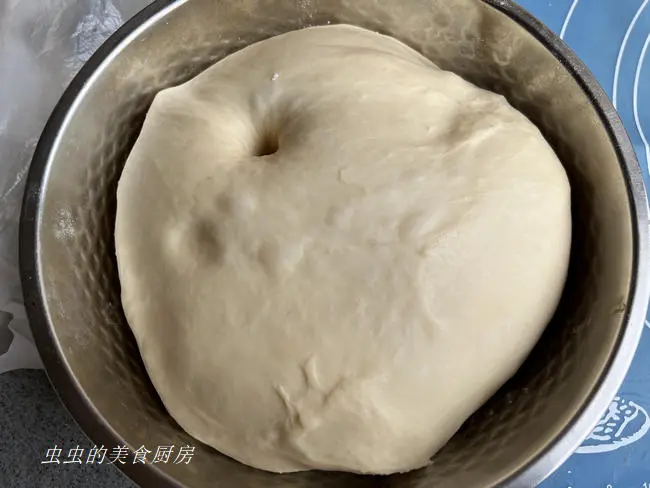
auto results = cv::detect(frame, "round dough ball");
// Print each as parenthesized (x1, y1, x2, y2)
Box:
(115, 25, 571, 475)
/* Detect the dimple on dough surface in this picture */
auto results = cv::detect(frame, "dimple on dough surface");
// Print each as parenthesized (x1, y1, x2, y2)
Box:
(115, 25, 571, 475)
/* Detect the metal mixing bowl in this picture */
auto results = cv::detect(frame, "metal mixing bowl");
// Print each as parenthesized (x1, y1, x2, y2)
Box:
(19, 0, 650, 486)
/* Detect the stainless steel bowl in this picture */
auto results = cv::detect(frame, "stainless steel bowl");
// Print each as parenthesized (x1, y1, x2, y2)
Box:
(19, 0, 650, 487)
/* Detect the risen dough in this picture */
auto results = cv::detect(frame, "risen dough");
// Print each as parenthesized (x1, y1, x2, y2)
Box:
(115, 25, 571, 475)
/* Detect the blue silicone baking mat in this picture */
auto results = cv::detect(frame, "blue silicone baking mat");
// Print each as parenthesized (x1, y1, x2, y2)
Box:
(515, 1, 650, 486)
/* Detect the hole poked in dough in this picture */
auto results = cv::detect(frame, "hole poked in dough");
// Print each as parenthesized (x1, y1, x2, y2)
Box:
(254, 129, 280, 157)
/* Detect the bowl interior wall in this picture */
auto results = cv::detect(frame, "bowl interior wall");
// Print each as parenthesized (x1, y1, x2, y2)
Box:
(35, 0, 634, 486)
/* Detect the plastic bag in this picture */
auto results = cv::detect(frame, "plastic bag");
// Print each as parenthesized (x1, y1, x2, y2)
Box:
(0, 0, 153, 374)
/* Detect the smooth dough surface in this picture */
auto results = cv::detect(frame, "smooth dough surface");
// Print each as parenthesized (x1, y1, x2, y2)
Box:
(115, 25, 571, 475)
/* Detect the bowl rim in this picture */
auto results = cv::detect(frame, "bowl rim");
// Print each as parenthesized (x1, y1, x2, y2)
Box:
(19, 0, 650, 487)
